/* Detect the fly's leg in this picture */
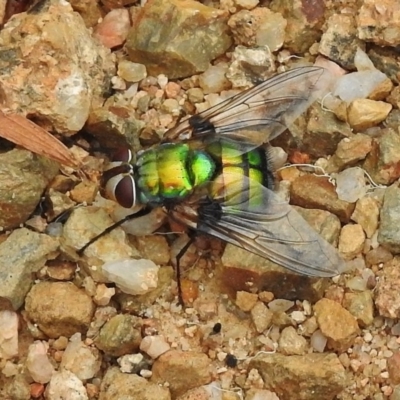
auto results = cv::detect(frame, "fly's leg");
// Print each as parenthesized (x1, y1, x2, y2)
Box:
(77, 207, 152, 255)
(175, 234, 196, 306)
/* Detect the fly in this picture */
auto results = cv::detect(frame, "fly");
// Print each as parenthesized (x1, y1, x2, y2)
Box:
(78, 66, 345, 303)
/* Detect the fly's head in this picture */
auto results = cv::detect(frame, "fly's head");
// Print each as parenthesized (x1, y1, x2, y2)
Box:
(101, 147, 138, 209)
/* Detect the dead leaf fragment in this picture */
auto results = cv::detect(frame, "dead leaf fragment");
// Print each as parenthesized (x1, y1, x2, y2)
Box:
(0, 110, 79, 167)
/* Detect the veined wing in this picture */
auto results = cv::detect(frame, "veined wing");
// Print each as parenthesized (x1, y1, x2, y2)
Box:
(164, 66, 330, 147)
(171, 174, 345, 277)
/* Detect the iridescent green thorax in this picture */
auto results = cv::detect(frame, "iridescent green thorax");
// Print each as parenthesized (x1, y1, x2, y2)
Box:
(136, 143, 215, 204)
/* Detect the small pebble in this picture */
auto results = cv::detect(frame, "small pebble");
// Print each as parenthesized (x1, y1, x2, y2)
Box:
(165, 82, 181, 98)
(102, 259, 159, 296)
(93, 8, 130, 49)
(310, 330, 328, 353)
(187, 88, 204, 103)
(140, 335, 171, 359)
(118, 60, 147, 83)
(236, 291, 258, 312)
(26, 341, 55, 384)
(0, 310, 18, 360)
(45, 370, 88, 400)
(251, 302, 273, 333)
(278, 326, 307, 355)
(268, 299, 294, 313)
(339, 224, 366, 260)
(93, 284, 115, 306)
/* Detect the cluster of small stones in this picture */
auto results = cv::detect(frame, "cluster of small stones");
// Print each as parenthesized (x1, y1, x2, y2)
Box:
(2, 0, 400, 399)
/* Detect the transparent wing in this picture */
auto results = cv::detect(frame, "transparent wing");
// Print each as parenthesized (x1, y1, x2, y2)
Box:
(172, 174, 345, 277)
(164, 66, 330, 147)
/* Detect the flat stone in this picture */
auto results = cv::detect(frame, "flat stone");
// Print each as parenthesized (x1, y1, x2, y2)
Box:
(347, 99, 392, 131)
(270, 0, 325, 53)
(0, 0, 115, 135)
(357, 0, 400, 47)
(319, 14, 365, 70)
(314, 298, 359, 352)
(378, 184, 400, 253)
(236, 291, 258, 312)
(278, 326, 307, 355)
(228, 8, 286, 51)
(0, 149, 59, 230)
(99, 367, 171, 400)
(251, 301, 273, 333)
(369, 76, 394, 101)
(125, 0, 231, 79)
(0, 228, 59, 310)
(368, 47, 400, 84)
(133, 235, 170, 266)
(290, 175, 355, 223)
(151, 350, 212, 398)
(219, 245, 329, 303)
(226, 45, 274, 88)
(303, 104, 352, 158)
(343, 291, 374, 328)
(351, 196, 380, 238)
(364, 129, 400, 185)
(338, 224, 366, 260)
(294, 207, 341, 246)
(249, 353, 348, 400)
(326, 134, 373, 173)
(388, 352, 400, 385)
(95, 314, 142, 357)
(25, 281, 95, 338)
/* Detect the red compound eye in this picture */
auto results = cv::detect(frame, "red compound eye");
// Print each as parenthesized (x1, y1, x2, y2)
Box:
(114, 175, 136, 208)
(112, 148, 133, 163)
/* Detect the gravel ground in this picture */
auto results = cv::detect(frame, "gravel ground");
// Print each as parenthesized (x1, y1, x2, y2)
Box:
(1, 0, 400, 399)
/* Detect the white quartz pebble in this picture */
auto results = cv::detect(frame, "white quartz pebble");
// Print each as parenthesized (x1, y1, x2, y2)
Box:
(102, 259, 159, 295)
